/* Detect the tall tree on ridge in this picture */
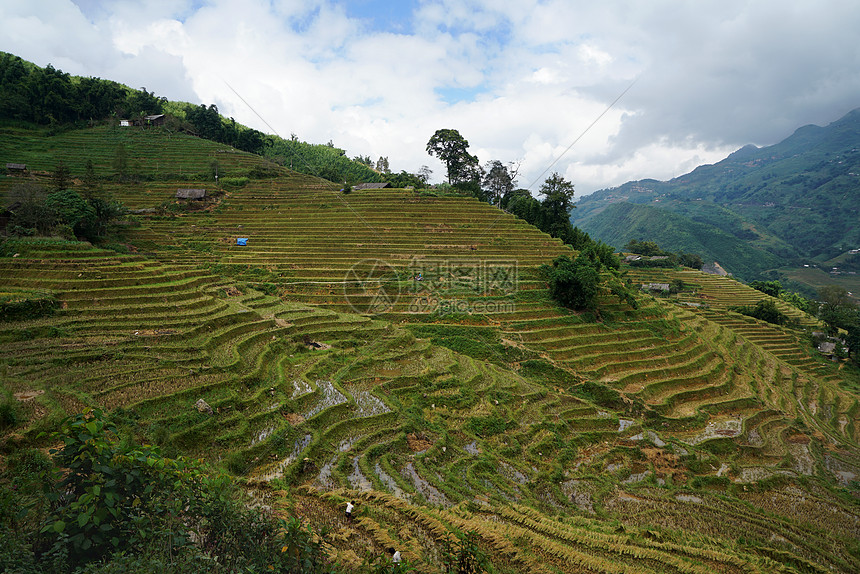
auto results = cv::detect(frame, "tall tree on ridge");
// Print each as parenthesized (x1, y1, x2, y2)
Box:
(426, 128, 479, 185)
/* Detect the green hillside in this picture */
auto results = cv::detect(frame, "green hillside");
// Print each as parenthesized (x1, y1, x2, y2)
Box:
(2, 124, 860, 570)
(578, 202, 784, 278)
(572, 108, 860, 282)
(0, 123, 276, 179)
(0, 51, 382, 186)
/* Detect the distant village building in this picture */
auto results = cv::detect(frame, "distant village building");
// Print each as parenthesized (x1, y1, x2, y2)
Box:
(352, 182, 391, 190)
(120, 115, 165, 127)
(701, 261, 729, 276)
(624, 255, 642, 262)
(818, 341, 837, 355)
(6, 163, 27, 175)
(144, 114, 166, 126)
(175, 188, 207, 200)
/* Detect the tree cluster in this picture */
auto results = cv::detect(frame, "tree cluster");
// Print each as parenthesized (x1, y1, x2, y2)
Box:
(623, 239, 704, 270)
(422, 128, 639, 314)
(816, 286, 860, 362)
(540, 243, 634, 312)
(731, 299, 791, 326)
(426, 129, 481, 186)
(747, 279, 812, 313)
(7, 161, 123, 240)
(265, 137, 382, 185)
(425, 129, 524, 202)
(499, 174, 591, 250)
(183, 104, 266, 155)
(385, 170, 430, 188)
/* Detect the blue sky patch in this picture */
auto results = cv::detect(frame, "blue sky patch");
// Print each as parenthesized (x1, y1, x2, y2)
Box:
(435, 85, 484, 105)
(343, 0, 419, 33)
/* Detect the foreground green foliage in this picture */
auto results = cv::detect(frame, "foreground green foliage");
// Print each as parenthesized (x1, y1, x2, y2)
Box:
(1, 409, 335, 573)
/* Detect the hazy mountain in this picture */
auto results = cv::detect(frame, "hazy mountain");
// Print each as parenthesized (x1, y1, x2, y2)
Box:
(572, 107, 860, 279)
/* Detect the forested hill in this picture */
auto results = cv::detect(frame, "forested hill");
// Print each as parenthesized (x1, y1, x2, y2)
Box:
(0, 51, 382, 185)
(572, 107, 860, 279)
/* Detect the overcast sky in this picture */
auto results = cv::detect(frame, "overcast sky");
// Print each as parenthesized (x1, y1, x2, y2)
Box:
(2, 0, 859, 195)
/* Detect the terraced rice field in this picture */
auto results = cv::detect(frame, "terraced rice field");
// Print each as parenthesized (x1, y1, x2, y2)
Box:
(0, 124, 274, 180)
(2, 127, 859, 572)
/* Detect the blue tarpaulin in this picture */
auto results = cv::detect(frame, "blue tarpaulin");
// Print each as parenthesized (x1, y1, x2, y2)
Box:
(237, 238, 248, 246)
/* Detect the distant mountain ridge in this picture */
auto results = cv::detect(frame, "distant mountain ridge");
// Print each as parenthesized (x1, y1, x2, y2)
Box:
(572, 107, 860, 280)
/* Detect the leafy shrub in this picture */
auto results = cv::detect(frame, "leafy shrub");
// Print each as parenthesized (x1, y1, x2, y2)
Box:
(624, 239, 665, 256)
(441, 530, 493, 573)
(0, 290, 60, 321)
(731, 299, 790, 326)
(749, 279, 782, 297)
(678, 252, 704, 269)
(44, 189, 95, 236)
(540, 254, 600, 311)
(778, 290, 811, 313)
(669, 279, 686, 294)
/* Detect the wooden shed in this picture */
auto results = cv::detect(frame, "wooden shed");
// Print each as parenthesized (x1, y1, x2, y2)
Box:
(6, 163, 27, 175)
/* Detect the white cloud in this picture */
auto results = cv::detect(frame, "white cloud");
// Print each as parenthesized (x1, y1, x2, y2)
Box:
(2, 0, 859, 195)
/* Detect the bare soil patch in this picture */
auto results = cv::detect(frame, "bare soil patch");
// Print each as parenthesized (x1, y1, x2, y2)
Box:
(14, 390, 45, 401)
(407, 432, 433, 452)
(283, 413, 305, 426)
